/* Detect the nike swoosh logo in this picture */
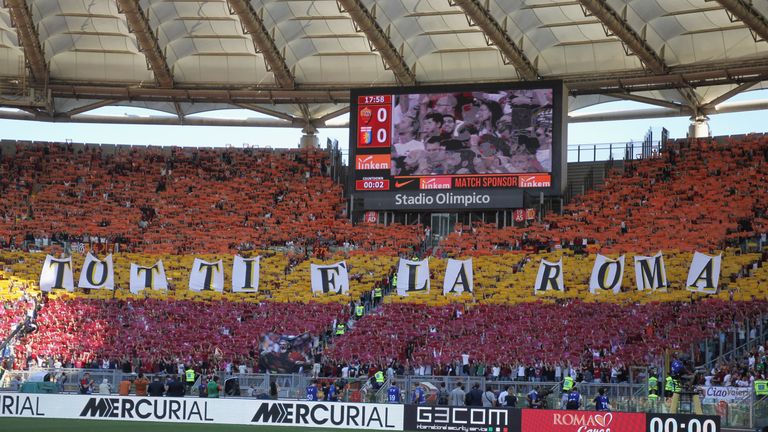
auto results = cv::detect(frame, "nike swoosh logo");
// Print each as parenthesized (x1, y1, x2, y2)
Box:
(395, 180, 415, 188)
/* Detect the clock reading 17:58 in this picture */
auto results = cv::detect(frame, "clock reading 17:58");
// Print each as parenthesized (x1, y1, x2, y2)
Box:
(359, 95, 390, 105)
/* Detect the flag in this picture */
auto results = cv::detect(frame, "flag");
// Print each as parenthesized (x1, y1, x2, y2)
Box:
(232, 255, 260, 293)
(310, 261, 349, 294)
(77, 253, 114, 290)
(396, 258, 430, 296)
(129, 261, 168, 294)
(589, 254, 625, 294)
(634, 252, 667, 291)
(39, 255, 74, 292)
(534, 258, 563, 294)
(443, 259, 473, 295)
(189, 258, 224, 292)
(686, 251, 721, 294)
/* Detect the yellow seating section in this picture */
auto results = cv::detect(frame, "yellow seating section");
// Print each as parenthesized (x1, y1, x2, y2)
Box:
(1, 248, 762, 306)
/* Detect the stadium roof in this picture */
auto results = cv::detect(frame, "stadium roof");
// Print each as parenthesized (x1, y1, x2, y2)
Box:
(0, 0, 767, 129)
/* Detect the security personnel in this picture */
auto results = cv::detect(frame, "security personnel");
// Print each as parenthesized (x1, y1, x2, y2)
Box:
(563, 375, 574, 392)
(374, 370, 385, 389)
(335, 322, 346, 336)
(648, 375, 659, 401)
(184, 366, 196, 394)
(754, 377, 768, 399)
(392, 274, 398, 288)
(373, 286, 383, 306)
(355, 304, 364, 319)
(673, 378, 682, 394)
(664, 376, 675, 398)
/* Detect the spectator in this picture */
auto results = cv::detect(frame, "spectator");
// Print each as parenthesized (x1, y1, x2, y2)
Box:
(119, 376, 134, 396)
(98, 379, 112, 395)
(481, 386, 496, 407)
(207, 376, 221, 398)
(134, 373, 150, 396)
(166, 375, 185, 397)
(449, 383, 465, 406)
(79, 373, 93, 395)
(437, 382, 448, 406)
(467, 383, 483, 406)
(148, 376, 165, 397)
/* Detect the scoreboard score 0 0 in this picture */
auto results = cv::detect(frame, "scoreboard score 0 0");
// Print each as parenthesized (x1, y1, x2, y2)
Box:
(356, 95, 392, 149)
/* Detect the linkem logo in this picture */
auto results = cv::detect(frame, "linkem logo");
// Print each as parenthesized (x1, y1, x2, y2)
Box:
(519, 175, 551, 188)
(356, 155, 391, 170)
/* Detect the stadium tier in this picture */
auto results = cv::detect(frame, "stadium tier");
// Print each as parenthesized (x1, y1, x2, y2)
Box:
(1, 136, 768, 377)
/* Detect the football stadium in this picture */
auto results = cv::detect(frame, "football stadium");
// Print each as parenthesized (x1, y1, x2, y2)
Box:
(1, 1, 768, 431)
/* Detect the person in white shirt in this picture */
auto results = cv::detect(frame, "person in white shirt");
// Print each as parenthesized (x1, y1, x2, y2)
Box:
(238, 363, 247, 374)
(98, 379, 111, 395)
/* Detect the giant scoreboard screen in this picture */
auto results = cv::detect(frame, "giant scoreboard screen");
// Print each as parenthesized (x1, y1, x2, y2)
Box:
(349, 81, 567, 211)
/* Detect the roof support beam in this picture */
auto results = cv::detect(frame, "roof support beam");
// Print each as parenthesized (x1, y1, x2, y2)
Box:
(116, 0, 174, 88)
(228, 0, 295, 89)
(702, 81, 755, 109)
(608, 92, 689, 112)
(711, 0, 768, 42)
(450, 0, 538, 80)
(336, 0, 416, 85)
(5, 0, 48, 83)
(65, 99, 117, 117)
(578, 0, 667, 73)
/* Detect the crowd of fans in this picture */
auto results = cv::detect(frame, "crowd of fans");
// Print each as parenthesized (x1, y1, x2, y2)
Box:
(0, 136, 767, 393)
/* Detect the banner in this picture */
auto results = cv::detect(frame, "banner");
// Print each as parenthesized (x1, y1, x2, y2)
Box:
(396, 258, 430, 296)
(589, 254, 625, 294)
(443, 259, 473, 295)
(258, 333, 313, 373)
(188, 258, 224, 292)
(129, 261, 168, 295)
(232, 255, 260, 293)
(405, 405, 519, 432)
(698, 386, 751, 403)
(0, 393, 404, 430)
(310, 261, 349, 294)
(77, 253, 114, 290)
(39, 255, 75, 292)
(634, 252, 667, 291)
(534, 258, 563, 294)
(687, 251, 721, 294)
(522, 409, 646, 432)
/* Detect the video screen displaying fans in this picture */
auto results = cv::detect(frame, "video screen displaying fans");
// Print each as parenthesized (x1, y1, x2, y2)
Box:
(349, 81, 566, 210)
(390, 89, 553, 177)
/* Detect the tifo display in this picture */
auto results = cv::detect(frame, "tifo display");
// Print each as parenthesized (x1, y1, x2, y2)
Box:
(35, 250, 721, 295)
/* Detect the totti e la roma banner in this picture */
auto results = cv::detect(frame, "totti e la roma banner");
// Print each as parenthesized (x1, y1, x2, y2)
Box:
(38, 251, 722, 296)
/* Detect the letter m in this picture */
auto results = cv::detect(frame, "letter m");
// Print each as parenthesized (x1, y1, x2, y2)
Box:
(80, 398, 111, 417)
(252, 403, 284, 423)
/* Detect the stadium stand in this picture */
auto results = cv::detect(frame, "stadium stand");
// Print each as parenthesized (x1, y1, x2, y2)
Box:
(0, 136, 767, 386)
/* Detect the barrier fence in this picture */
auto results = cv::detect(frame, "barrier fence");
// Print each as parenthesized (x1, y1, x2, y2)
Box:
(0, 392, 722, 432)
(0, 369, 759, 429)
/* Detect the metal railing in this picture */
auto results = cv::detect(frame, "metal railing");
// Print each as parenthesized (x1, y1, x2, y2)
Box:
(1, 368, 764, 429)
(568, 141, 662, 162)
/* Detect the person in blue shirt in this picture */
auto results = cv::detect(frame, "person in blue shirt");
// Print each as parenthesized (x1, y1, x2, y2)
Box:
(593, 388, 611, 411)
(325, 382, 337, 401)
(527, 386, 541, 409)
(566, 386, 582, 410)
(306, 379, 318, 401)
(387, 381, 401, 403)
(411, 383, 426, 405)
